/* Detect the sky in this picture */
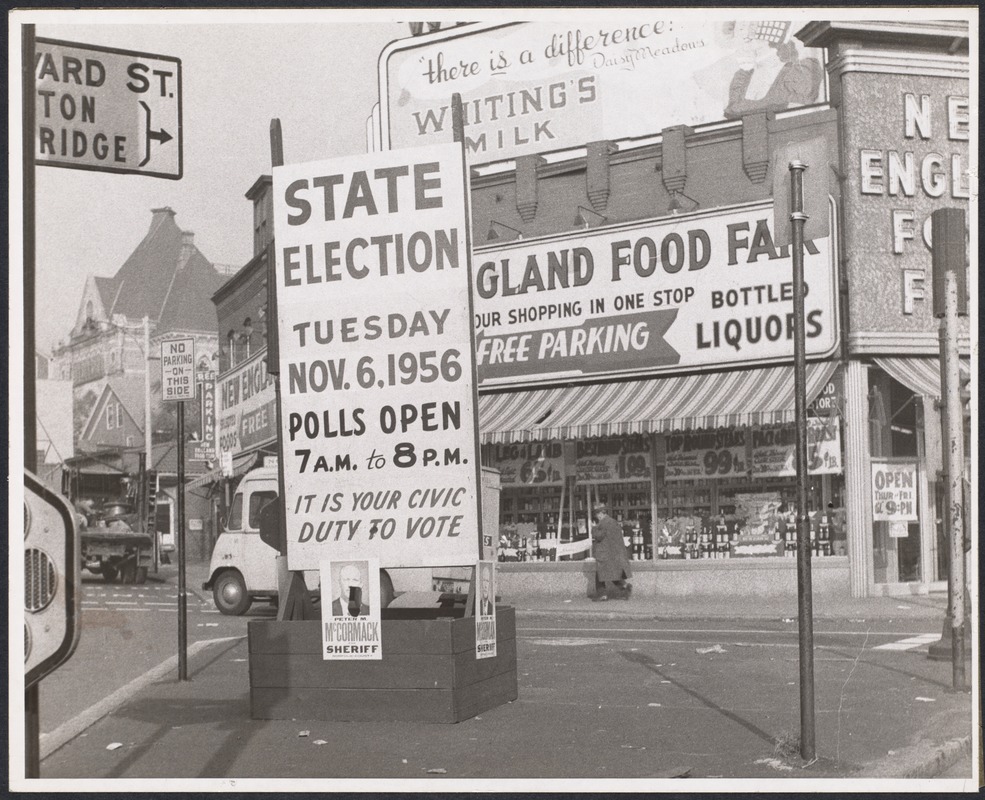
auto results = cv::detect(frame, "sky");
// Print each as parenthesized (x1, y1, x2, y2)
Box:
(23, 11, 409, 352)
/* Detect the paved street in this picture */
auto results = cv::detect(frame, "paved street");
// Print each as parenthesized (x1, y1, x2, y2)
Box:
(34, 564, 971, 782)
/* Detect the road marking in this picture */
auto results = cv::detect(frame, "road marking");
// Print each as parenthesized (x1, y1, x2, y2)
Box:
(872, 633, 940, 651)
(105, 601, 139, 606)
(519, 626, 926, 638)
(39, 635, 245, 761)
(519, 633, 801, 648)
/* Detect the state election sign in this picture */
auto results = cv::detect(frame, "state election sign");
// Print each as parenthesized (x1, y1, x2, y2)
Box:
(161, 338, 195, 402)
(273, 143, 482, 570)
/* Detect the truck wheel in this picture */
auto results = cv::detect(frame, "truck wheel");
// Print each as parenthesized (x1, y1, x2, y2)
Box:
(101, 563, 118, 583)
(213, 570, 252, 616)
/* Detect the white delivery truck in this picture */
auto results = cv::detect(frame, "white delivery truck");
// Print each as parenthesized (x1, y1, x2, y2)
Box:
(204, 463, 500, 615)
(203, 465, 395, 615)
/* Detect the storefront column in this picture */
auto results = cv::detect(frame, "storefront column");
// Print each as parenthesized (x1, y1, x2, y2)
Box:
(844, 360, 872, 597)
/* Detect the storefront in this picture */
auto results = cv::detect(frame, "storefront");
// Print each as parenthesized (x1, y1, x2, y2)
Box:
(800, 19, 971, 596)
(480, 364, 847, 565)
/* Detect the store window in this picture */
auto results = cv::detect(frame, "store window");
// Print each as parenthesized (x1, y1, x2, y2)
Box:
(483, 426, 845, 564)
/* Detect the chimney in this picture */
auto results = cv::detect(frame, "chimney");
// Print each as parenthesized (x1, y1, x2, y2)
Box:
(178, 230, 196, 270)
(150, 206, 176, 230)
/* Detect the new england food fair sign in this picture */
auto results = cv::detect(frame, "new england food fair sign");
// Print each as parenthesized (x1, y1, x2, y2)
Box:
(473, 200, 839, 388)
(272, 143, 482, 570)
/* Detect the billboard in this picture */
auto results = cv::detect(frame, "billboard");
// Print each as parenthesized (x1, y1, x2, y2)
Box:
(216, 350, 277, 459)
(272, 143, 482, 570)
(474, 200, 838, 387)
(381, 19, 826, 162)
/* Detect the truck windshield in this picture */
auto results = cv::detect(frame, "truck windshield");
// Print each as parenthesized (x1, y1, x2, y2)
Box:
(227, 493, 243, 531)
(248, 491, 278, 529)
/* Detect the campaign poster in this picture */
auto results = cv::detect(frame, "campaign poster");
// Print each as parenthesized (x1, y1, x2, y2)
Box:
(273, 143, 482, 570)
(320, 558, 382, 660)
(476, 560, 497, 659)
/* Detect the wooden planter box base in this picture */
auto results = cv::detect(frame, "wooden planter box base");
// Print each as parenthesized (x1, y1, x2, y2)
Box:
(248, 607, 518, 724)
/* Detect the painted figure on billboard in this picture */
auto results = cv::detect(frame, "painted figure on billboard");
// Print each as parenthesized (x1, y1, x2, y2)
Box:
(716, 20, 824, 119)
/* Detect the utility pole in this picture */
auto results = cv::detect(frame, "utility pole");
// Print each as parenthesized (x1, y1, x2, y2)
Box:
(144, 315, 157, 571)
(789, 160, 816, 761)
(177, 401, 188, 680)
(931, 207, 968, 691)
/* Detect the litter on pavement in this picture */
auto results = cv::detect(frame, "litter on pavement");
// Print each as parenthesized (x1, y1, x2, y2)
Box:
(106, 743, 123, 751)
(298, 730, 310, 737)
(696, 644, 727, 654)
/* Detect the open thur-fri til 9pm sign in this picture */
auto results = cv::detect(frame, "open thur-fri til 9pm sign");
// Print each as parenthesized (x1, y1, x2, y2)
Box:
(272, 143, 482, 571)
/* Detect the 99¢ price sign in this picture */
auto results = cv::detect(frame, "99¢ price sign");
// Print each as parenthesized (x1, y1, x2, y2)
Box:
(273, 143, 482, 570)
(665, 429, 747, 481)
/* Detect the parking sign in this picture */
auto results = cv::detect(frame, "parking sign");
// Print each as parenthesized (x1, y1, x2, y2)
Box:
(161, 338, 195, 402)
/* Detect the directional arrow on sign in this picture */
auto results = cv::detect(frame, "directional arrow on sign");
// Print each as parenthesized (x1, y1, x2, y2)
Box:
(139, 101, 174, 167)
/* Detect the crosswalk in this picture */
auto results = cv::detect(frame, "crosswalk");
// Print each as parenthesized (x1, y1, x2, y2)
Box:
(872, 632, 940, 651)
(81, 583, 219, 614)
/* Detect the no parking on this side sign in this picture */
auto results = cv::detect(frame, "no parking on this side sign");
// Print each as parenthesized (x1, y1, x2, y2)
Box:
(161, 338, 195, 402)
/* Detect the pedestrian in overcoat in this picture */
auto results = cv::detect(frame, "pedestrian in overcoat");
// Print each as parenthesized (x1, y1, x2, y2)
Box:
(591, 503, 632, 601)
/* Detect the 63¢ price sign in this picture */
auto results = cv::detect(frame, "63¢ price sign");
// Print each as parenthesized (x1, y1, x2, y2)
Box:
(273, 143, 482, 570)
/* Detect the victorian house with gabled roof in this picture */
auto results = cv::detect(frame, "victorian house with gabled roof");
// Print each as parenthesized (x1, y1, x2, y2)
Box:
(53, 206, 230, 562)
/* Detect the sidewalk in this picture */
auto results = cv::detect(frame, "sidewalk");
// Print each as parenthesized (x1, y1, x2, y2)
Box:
(177, 558, 952, 623)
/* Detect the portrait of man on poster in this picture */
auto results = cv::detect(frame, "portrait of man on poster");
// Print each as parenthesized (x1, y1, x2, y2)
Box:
(330, 561, 371, 618)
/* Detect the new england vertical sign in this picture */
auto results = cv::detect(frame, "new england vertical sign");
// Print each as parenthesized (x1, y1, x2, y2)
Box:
(272, 143, 482, 570)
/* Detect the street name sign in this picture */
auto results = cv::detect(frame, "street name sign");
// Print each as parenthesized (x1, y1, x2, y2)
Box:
(35, 38, 182, 179)
(161, 338, 195, 402)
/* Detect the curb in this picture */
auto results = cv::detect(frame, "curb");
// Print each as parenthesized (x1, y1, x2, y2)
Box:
(868, 735, 972, 779)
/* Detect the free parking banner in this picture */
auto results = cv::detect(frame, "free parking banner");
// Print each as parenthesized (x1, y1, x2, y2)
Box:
(273, 143, 482, 570)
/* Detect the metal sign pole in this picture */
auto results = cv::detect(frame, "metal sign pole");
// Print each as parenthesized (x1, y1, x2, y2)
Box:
(177, 401, 188, 679)
(790, 160, 817, 761)
(23, 21, 41, 781)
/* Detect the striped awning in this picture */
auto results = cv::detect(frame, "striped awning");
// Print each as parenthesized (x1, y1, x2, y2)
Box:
(873, 356, 971, 402)
(478, 362, 839, 443)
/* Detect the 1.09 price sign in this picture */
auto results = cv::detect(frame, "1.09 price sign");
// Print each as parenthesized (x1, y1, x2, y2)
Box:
(273, 143, 482, 570)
